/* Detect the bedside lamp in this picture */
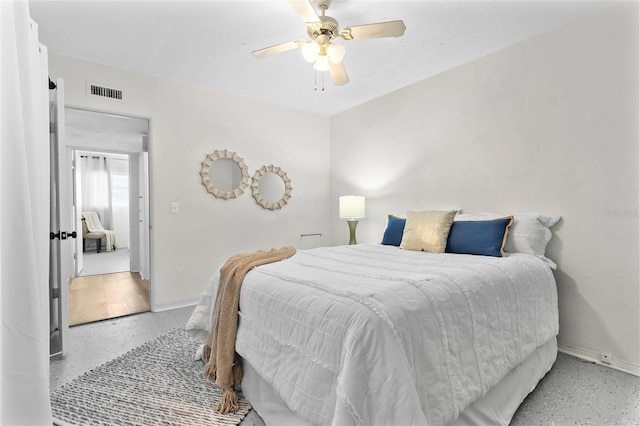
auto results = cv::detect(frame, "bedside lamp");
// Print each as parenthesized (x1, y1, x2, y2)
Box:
(339, 195, 365, 245)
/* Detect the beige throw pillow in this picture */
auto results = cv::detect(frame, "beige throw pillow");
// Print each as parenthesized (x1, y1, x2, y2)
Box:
(400, 210, 457, 253)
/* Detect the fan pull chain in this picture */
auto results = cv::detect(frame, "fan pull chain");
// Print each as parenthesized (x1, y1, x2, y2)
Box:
(313, 72, 324, 91)
(313, 71, 325, 92)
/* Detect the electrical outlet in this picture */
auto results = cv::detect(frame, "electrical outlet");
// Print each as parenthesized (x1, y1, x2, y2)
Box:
(600, 353, 612, 364)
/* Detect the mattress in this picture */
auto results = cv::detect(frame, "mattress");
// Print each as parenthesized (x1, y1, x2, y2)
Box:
(186, 244, 559, 425)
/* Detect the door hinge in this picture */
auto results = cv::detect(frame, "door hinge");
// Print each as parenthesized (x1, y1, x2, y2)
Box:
(50, 122, 55, 134)
(52, 288, 60, 299)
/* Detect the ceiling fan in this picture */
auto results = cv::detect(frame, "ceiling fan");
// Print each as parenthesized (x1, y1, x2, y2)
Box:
(251, 0, 406, 87)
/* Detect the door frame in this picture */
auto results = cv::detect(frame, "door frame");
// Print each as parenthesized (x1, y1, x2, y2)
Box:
(50, 78, 71, 356)
(62, 105, 154, 308)
(74, 149, 132, 273)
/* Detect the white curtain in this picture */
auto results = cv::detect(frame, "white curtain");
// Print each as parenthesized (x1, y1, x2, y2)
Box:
(80, 155, 113, 229)
(0, 1, 52, 424)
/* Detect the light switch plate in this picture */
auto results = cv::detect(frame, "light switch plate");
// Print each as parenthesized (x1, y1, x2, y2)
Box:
(171, 202, 180, 214)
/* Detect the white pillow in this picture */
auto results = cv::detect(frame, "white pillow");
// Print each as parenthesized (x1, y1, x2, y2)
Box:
(454, 212, 561, 268)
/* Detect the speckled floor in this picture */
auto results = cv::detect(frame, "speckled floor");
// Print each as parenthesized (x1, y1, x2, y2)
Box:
(510, 352, 640, 425)
(51, 307, 640, 426)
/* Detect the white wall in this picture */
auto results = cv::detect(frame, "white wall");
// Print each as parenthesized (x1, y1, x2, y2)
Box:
(329, 4, 639, 374)
(48, 54, 331, 309)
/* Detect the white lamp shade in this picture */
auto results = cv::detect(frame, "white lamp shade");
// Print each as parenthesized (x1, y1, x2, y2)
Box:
(339, 195, 365, 219)
(301, 42, 320, 63)
(327, 43, 346, 63)
(313, 55, 329, 71)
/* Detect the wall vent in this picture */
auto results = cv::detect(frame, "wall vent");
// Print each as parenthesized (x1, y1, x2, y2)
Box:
(87, 82, 123, 100)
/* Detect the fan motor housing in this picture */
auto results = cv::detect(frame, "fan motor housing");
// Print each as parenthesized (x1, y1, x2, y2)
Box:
(307, 16, 339, 40)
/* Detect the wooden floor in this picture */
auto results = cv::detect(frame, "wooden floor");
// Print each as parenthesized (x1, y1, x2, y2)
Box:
(68, 272, 150, 326)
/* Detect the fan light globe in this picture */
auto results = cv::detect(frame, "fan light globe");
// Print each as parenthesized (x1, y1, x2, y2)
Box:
(301, 42, 320, 63)
(327, 43, 346, 63)
(314, 55, 330, 71)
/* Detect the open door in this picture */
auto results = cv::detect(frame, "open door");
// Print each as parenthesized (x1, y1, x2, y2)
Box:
(50, 78, 75, 356)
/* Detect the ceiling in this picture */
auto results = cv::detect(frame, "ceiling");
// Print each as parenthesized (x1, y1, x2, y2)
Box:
(29, 0, 609, 117)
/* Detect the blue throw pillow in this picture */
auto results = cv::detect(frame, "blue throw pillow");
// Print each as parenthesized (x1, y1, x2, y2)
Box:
(445, 217, 514, 257)
(381, 215, 406, 246)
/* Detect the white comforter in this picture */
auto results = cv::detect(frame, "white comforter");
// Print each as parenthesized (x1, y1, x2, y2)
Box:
(186, 244, 558, 426)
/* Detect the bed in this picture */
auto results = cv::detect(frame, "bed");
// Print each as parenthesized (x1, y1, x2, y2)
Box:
(186, 212, 560, 426)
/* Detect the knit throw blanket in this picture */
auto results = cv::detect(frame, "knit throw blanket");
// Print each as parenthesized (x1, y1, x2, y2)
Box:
(203, 246, 296, 413)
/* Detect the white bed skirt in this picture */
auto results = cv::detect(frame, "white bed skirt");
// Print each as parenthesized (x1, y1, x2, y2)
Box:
(241, 337, 558, 426)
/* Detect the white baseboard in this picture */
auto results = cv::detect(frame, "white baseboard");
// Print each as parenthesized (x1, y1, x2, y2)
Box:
(151, 299, 198, 313)
(558, 342, 640, 377)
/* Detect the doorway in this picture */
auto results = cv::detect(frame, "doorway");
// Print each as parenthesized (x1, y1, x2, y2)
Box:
(65, 107, 151, 326)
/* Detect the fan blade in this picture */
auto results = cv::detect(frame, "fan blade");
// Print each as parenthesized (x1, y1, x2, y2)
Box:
(340, 20, 406, 41)
(329, 61, 350, 86)
(252, 40, 304, 58)
(288, 0, 320, 25)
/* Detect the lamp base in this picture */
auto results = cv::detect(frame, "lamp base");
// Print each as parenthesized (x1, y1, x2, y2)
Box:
(347, 220, 358, 245)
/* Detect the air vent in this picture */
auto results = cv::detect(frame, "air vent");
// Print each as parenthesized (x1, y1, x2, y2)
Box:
(87, 82, 122, 100)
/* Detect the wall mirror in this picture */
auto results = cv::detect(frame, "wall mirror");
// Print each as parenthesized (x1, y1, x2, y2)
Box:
(200, 149, 250, 199)
(251, 165, 293, 210)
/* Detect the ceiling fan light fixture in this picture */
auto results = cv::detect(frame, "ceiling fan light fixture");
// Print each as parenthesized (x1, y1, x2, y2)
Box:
(301, 42, 320, 63)
(314, 54, 330, 71)
(252, 0, 406, 88)
(327, 43, 346, 63)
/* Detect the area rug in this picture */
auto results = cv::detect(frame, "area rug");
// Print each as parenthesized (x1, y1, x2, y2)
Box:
(51, 328, 252, 425)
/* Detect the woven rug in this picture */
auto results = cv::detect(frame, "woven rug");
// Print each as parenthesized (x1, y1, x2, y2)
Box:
(51, 328, 252, 425)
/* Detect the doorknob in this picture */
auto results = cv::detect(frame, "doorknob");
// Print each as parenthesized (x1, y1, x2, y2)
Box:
(50, 231, 77, 240)
(60, 231, 77, 240)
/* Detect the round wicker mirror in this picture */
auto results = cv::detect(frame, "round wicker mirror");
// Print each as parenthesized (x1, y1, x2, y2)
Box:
(251, 165, 292, 210)
(200, 149, 250, 199)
